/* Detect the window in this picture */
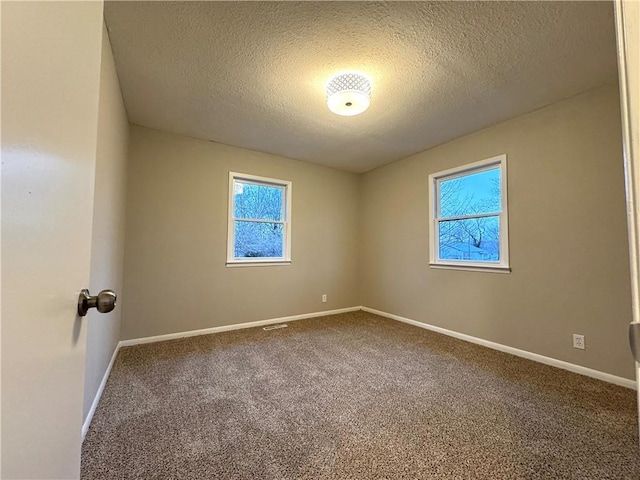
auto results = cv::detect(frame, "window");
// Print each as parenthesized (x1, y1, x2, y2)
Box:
(227, 172, 291, 266)
(428, 155, 509, 272)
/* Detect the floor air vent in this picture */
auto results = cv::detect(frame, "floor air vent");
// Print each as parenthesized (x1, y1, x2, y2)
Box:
(263, 324, 288, 331)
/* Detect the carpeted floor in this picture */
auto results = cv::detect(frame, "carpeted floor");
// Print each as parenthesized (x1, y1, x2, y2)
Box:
(82, 311, 640, 479)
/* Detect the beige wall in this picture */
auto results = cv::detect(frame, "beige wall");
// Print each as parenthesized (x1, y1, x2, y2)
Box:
(83, 25, 129, 424)
(121, 126, 360, 340)
(121, 85, 633, 379)
(360, 84, 635, 379)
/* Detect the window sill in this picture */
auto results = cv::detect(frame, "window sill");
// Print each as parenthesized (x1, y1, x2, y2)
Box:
(226, 260, 292, 268)
(429, 262, 511, 274)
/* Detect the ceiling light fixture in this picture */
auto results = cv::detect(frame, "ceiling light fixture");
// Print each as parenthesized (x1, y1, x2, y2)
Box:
(326, 72, 371, 116)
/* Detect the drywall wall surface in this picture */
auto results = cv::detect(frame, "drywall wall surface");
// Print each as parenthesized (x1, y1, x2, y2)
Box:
(121, 126, 359, 339)
(360, 84, 635, 379)
(83, 24, 129, 423)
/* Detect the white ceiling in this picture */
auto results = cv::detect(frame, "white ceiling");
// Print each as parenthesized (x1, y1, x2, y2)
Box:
(104, 1, 618, 173)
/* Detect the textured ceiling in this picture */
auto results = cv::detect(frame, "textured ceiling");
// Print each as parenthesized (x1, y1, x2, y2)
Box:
(104, 1, 618, 173)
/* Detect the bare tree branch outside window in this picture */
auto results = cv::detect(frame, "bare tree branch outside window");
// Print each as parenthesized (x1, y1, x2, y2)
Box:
(437, 169, 501, 261)
(234, 182, 285, 258)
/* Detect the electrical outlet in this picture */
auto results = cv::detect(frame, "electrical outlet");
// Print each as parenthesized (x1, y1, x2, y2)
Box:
(322, 294, 327, 303)
(573, 334, 585, 350)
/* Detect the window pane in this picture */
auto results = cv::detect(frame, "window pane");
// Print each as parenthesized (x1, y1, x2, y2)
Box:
(234, 221, 283, 258)
(438, 216, 500, 262)
(439, 167, 500, 218)
(234, 182, 283, 221)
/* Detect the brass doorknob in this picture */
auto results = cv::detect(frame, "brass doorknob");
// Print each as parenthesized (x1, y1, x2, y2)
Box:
(78, 289, 117, 317)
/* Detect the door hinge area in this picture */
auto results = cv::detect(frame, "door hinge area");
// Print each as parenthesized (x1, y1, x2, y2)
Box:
(630, 323, 640, 362)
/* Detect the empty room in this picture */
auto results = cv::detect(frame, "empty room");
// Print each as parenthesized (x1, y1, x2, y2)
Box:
(2, 1, 640, 479)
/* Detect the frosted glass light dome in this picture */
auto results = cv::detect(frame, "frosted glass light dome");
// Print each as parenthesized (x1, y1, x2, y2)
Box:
(326, 72, 371, 116)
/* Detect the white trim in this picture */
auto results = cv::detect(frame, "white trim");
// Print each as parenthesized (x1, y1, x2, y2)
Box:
(440, 212, 501, 223)
(227, 171, 292, 265)
(361, 306, 637, 390)
(614, 0, 639, 327)
(428, 154, 509, 271)
(119, 307, 361, 347)
(233, 218, 286, 225)
(226, 260, 291, 268)
(428, 263, 511, 274)
(429, 156, 504, 180)
(614, 0, 640, 426)
(500, 155, 510, 267)
(82, 343, 121, 440)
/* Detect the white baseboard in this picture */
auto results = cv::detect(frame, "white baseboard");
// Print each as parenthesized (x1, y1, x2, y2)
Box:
(82, 342, 121, 440)
(119, 306, 361, 347)
(362, 306, 637, 390)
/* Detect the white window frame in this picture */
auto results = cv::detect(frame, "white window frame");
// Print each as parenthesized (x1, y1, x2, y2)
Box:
(227, 172, 292, 267)
(428, 154, 510, 273)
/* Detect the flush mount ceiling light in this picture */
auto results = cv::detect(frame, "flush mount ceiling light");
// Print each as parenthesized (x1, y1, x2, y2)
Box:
(326, 72, 372, 116)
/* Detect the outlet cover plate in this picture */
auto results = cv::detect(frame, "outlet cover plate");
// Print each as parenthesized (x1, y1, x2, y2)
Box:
(573, 334, 585, 350)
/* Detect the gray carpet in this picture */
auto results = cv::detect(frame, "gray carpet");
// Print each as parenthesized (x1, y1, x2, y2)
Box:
(82, 311, 640, 479)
